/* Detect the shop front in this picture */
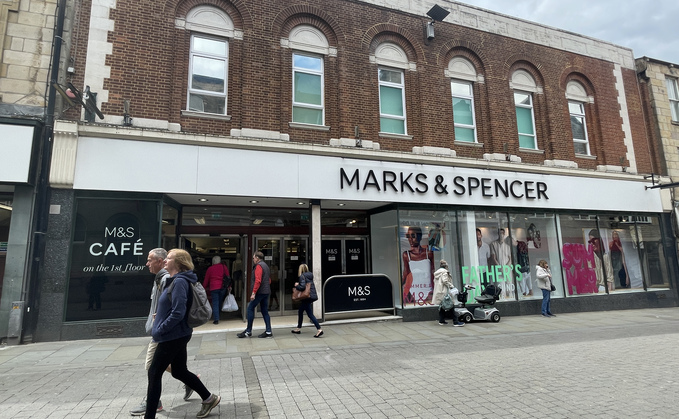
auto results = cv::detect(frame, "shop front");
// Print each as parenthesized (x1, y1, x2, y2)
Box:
(0, 120, 42, 344)
(33, 132, 678, 340)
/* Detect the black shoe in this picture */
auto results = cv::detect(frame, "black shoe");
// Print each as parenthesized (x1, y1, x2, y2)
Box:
(258, 332, 273, 338)
(291, 329, 301, 334)
(542, 313, 550, 317)
(438, 321, 448, 325)
(237, 331, 251, 338)
(213, 320, 219, 325)
(548, 313, 556, 317)
(314, 330, 324, 338)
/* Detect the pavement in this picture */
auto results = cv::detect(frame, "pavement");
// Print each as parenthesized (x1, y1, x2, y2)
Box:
(1, 307, 679, 418)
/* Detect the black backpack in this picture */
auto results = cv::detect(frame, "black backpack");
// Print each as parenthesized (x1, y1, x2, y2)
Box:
(167, 277, 212, 328)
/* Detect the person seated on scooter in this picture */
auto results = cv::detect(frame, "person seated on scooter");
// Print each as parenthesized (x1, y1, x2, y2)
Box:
(433, 260, 464, 327)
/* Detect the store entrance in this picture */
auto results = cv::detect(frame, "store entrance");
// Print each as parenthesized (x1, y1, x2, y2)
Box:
(254, 236, 307, 316)
(181, 235, 247, 320)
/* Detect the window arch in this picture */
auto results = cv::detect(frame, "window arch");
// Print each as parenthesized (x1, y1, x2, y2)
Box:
(184, 6, 238, 116)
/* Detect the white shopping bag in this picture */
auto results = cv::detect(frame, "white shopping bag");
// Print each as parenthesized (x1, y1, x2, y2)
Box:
(221, 293, 239, 312)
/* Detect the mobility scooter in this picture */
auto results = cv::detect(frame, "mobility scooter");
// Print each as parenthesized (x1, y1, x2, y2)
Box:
(454, 284, 502, 323)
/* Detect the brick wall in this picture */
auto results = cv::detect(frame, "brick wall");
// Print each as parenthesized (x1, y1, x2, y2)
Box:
(67, 0, 654, 173)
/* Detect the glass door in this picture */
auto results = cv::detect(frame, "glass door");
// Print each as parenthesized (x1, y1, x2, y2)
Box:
(254, 236, 307, 316)
(180, 235, 247, 320)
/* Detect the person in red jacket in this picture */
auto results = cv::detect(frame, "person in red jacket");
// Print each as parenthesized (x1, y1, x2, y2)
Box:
(202, 256, 229, 325)
(237, 251, 273, 338)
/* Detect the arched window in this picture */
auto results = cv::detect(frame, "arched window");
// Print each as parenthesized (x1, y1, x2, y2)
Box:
(447, 57, 478, 143)
(566, 81, 592, 155)
(374, 43, 410, 135)
(511, 70, 539, 149)
(184, 6, 235, 115)
(287, 25, 330, 126)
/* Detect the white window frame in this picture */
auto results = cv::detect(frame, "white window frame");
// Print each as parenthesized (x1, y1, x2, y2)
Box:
(451, 79, 477, 143)
(569, 100, 590, 155)
(378, 66, 407, 135)
(292, 52, 325, 126)
(187, 33, 229, 115)
(514, 90, 537, 149)
(667, 77, 679, 122)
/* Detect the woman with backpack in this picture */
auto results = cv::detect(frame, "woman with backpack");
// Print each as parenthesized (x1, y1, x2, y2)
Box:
(145, 249, 220, 419)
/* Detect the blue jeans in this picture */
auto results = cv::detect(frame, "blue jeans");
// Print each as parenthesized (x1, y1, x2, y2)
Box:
(297, 300, 321, 329)
(541, 289, 551, 315)
(211, 289, 224, 322)
(245, 293, 271, 333)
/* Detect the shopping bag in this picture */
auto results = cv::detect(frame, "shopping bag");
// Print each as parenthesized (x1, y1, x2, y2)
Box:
(221, 293, 238, 312)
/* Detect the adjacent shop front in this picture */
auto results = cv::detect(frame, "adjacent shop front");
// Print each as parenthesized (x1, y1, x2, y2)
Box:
(0, 120, 42, 343)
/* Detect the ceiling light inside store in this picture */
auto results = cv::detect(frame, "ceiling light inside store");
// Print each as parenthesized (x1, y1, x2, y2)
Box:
(250, 200, 259, 204)
(297, 202, 305, 205)
(337, 203, 345, 207)
(0, 203, 12, 211)
(198, 198, 208, 202)
(194, 217, 206, 225)
(253, 219, 263, 225)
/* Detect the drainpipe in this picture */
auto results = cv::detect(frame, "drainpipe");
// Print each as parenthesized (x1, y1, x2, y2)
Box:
(19, 0, 69, 343)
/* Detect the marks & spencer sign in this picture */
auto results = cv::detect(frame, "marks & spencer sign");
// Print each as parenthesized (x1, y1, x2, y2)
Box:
(340, 168, 548, 201)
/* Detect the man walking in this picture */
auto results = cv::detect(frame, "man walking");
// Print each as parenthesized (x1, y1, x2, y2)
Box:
(237, 251, 273, 338)
(129, 248, 195, 416)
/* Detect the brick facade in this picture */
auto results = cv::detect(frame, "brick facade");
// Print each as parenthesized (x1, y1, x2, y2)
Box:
(60, 0, 654, 174)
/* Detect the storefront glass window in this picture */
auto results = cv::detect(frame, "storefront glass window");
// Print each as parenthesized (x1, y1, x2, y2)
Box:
(632, 215, 670, 289)
(457, 211, 514, 301)
(509, 213, 562, 299)
(558, 214, 609, 295)
(597, 214, 648, 291)
(370, 210, 400, 308)
(398, 210, 459, 308)
(66, 197, 161, 322)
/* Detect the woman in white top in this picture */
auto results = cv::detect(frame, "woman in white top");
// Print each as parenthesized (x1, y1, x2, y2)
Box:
(402, 226, 435, 305)
(536, 259, 555, 317)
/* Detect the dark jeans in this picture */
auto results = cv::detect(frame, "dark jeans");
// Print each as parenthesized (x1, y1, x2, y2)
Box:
(210, 289, 224, 322)
(439, 306, 460, 323)
(541, 289, 552, 315)
(297, 300, 321, 329)
(245, 293, 272, 333)
(145, 335, 210, 419)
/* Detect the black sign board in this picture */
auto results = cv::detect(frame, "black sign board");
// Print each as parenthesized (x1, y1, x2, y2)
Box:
(321, 240, 342, 282)
(344, 239, 365, 275)
(323, 274, 393, 314)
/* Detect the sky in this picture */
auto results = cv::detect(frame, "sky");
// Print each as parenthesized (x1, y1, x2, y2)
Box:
(457, 0, 679, 64)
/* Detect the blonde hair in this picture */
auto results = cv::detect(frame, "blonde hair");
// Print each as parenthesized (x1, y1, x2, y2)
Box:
(538, 259, 548, 269)
(298, 264, 309, 276)
(168, 249, 194, 272)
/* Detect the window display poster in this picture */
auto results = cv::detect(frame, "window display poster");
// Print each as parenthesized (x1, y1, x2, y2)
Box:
(562, 227, 642, 295)
(66, 198, 160, 321)
(400, 220, 437, 306)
